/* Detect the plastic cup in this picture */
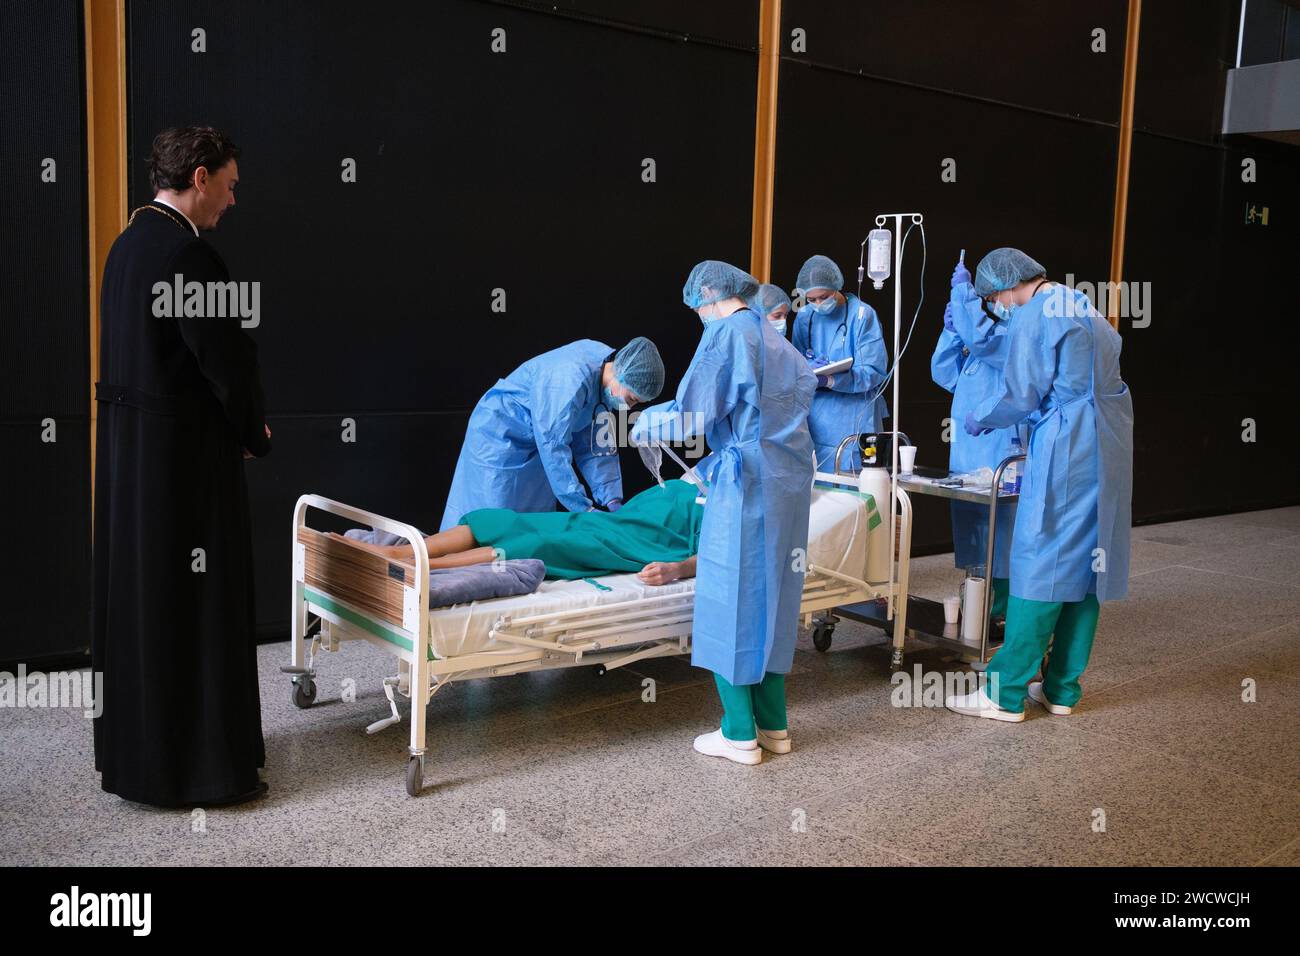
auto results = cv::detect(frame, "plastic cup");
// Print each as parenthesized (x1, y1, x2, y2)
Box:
(899, 445, 918, 475)
(943, 596, 961, 624)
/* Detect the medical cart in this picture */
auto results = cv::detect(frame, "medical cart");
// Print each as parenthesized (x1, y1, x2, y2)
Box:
(811, 452, 1025, 669)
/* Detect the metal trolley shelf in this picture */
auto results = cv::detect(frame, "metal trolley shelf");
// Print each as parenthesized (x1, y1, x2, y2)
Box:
(812, 452, 1026, 668)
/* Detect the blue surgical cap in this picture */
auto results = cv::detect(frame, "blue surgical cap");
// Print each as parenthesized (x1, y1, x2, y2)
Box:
(682, 260, 760, 310)
(613, 336, 665, 401)
(974, 248, 1047, 297)
(751, 283, 792, 317)
(794, 254, 844, 295)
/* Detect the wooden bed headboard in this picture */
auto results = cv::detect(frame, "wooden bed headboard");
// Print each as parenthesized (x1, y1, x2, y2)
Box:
(298, 527, 417, 628)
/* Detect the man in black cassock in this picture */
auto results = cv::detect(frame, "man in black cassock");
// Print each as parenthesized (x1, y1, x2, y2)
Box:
(93, 127, 270, 807)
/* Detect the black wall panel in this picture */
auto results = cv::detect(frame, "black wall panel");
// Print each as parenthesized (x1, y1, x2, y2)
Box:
(1122, 1, 1300, 523)
(1133, 0, 1239, 143)
(0, 0, 89, 420)
(125, 0, 758, 634)
(0, 0, 91, 664)
(528, 0, 759, 48)
(780, 0, 1128, 124)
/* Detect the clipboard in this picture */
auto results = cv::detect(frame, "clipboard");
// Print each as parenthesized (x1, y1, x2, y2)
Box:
(814, 357, 853, 377)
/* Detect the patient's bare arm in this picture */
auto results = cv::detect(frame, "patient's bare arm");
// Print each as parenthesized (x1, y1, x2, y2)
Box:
(637, 555, 697, 586)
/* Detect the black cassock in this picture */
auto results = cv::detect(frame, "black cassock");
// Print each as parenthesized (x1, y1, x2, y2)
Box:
(93, 201, 271, 806)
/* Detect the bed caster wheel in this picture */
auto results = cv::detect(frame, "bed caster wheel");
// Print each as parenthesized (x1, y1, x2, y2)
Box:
(292, 678, 317, 709)
(812, 624, 834, 652)
(594, 664, 607, 677)
(405, 756, 424, 797)
(889, 649, 904, 673)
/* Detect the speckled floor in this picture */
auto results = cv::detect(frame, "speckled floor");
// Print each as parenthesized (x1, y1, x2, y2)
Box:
(3, 507, 1298, 866)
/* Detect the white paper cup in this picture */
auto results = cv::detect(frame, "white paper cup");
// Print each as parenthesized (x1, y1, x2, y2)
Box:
(943, 595, 961, 624)
(899, 445, 918, 475)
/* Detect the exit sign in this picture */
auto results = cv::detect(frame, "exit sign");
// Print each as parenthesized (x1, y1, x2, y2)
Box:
(1245, 203, 1270, 226)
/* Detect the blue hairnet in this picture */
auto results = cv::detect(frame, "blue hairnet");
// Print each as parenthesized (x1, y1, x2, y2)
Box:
(613, 336, 665, 401)
(751, 283, 791, 317)
(793, 254, 843, 295)
(973, 248, 1046, 297)
(682, 260, 760, 310)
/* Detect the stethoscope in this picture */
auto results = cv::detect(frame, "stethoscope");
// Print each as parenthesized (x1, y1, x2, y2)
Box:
(589, 364, 620, 458)
(807, 294, 852, 354)
(588, 401, 620, 457)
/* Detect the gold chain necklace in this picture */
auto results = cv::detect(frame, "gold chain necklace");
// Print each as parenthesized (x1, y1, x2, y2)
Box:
(128, 203, 191, 233)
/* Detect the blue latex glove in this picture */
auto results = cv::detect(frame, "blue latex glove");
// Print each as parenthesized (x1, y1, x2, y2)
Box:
(943, 302, 956, 333)
(605, 498, 623, 512)
(805, 350, 830, 369)
(964, 411, 992, 437)
(951, 260, 972, 289)
(816, 374, 832, 389)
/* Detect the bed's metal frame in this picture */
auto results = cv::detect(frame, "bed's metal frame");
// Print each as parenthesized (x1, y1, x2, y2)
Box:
(285, 485, 908, 796)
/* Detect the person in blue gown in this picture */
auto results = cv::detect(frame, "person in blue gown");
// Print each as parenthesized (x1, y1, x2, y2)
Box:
(631, 261, 816, 766)
(751, 283, 792, 338)
(790, 254, 889, 472)
(440, 337, 664, 531)
(945, 249, 1133, 723)
(930, 253, 1024, 616)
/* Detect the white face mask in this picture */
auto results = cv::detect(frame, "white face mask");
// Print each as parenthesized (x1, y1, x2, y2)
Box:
(769, 317, 787, 336)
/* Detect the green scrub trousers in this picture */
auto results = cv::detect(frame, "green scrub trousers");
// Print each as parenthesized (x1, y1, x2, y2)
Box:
(990, 576, 1009, 617)
(985, 594, 1100, 713)
(713, 672, 787, 741)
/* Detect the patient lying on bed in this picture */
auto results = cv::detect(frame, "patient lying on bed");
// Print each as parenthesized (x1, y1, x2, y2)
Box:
(345, 479, 704, 585)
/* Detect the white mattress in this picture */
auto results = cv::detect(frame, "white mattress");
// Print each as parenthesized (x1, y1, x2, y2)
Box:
(426, 487, 874, 659)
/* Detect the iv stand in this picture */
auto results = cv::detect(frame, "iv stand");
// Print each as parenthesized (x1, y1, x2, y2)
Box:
(874, 212, 923, 625)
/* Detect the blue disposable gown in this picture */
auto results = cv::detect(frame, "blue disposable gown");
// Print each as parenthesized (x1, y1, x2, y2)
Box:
(631, 309, 816, 685)
(440, 340, 622, 531)
(929, 286, 1022, 576)
(971, 287, 1134, 602)
(791, 293, 888, 471)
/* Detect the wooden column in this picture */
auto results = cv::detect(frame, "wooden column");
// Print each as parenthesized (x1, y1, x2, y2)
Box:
(1108, 0, 1142, 331)
(84, 0, 127, 510)
(749, 0, 782, 283)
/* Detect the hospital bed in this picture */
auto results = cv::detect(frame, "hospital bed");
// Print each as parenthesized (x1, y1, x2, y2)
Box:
(285, 482, 902, 795)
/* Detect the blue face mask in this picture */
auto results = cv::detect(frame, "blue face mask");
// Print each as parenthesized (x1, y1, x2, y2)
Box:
(983, 298, 1013, 322)
(602, 386, 628, 411)
(811, 296, 838, 315)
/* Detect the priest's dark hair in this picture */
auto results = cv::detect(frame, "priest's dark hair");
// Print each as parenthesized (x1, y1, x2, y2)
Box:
(148, 126, 240, 193)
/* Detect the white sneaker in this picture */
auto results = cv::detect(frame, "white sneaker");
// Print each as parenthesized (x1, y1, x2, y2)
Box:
(693, 729, 762, 765)
(944, 687, 1025, 722)
(756, 728, 791, 755)
(1027, 681, 1073, 715)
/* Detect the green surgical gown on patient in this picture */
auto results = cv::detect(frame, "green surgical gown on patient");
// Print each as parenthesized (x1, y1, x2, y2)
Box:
(461, 479, 704, 579)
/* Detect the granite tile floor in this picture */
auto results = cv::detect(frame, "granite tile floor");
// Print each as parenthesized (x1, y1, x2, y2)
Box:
(2, 507, 1297, 866)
